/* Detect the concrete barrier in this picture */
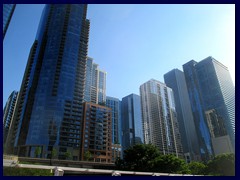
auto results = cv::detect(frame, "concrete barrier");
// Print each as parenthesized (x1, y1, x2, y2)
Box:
(54, 167, 64, 176)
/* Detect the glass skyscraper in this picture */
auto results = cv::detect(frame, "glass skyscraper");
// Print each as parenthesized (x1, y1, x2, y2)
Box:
(140, 79, 183, 157)
(3, 4, 16, 39)
(183, 56, 235, 161)
(121, 94, 143, 152)
(3, 91, 18, 145)
(6, 5, 90, 160)
(106, 96, 122, 145)
(164, 69, 200, 162)
(106, 96, 122, 161)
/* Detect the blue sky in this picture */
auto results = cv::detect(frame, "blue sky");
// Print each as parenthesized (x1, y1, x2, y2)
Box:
(3, 4, 235, 107)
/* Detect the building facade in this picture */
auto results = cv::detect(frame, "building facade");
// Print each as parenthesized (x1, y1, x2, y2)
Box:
(84, 57, 106, 104)
(183, 56, 235, 161)
(121, 94, 143, 152)
(81, 102, 112, 163)
(183, 60, 213, 161)
(106, 96, 122, 161)
(164, 69, 200, 162)
(6, 5, 90, 160)
(106, 96, 122, 145)
(140, 79, 183, 157)
(205, 109, 233, 156)
(3, 4, 16, 39)
(3, 91, 18, 145)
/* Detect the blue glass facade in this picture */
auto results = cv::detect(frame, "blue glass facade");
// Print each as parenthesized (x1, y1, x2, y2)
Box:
(195, 57, 235, 149)
(183, 56, 235, 160)
(121, 94, 143, 152)
(106, 97, 122, 145)
(183, 60, 213, 161)
(6, 5, 90, 160)
(3, 91, 18, 145)
(164, 69, 200, 162)
(3, 4, 16, 39)
(84, 57, 93, 102)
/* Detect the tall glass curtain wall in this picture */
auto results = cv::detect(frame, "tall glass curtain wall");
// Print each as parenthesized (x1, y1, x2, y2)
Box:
(6, 5, 89, 160)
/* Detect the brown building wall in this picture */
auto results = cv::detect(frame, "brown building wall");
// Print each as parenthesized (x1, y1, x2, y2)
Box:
(81, 102, 112, 163)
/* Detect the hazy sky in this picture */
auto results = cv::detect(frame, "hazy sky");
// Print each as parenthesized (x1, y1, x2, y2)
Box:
(3, 4, 235, 107)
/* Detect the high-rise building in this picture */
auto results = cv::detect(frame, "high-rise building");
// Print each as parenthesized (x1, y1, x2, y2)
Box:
(81, 102, 112, 163)
(6, 5, 90, 160)
(183, 56, 235, 161)
(3, 91, 18, 145)
(3, 4, 16, 39)
(106, 96, 122, 161)
(84, 57, 94, 103)
(164, 69, 200, 162)
(106, 96, 122, 145)
(121, 93, 143, 152)
(84, 57, 106, 104)
(140, 79, 183, 158)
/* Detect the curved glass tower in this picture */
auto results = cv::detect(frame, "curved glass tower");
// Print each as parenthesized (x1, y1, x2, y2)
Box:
(6, 5, 90, 160)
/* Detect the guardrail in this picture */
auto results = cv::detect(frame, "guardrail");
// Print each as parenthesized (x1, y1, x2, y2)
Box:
(3, 160, 202, 176)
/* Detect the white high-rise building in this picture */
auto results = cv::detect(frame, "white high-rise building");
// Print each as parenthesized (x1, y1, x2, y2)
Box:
(84, 57, 106, 104)
(140, 79, 183, 157)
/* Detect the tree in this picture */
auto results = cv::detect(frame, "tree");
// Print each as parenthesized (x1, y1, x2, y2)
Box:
(206, 153, 235, 176)
(84, 151, 92, 161)
(188, 161, 207, 175)
(115, 157, 125, 169)
(152, 154, 190, 174)
(51, 148, 57, 159)
(64, 150, 72, 160)
(34, 147, 41, 158)
(121, 144, 161, 171)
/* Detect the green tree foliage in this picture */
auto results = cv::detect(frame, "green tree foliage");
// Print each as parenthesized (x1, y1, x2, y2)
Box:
(34, 147, 41, 158)
(64, 150, 72, 160)
(51, 148, 57, 159)
(188, 161, 207, 175)
(206, 153, 235, 176)
(152, 154, 190, 174)
(115, 157, 125, 169)
(122, 144, 161, 171)
(84, 151, 92, 161)
(116, 144, 191, 174)
(116, 144, 235, 175)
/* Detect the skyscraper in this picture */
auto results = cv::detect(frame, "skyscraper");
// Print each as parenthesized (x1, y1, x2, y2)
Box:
(140, 79, 183, 157)
(3, 4, 16, 39)
(84, 57, 94, 103)
(84, 57, 106, 104)
(106, 96, 122, 161)
(164, 69, 200, 162)
(6, 5, 90, 160)
(3, 91, 18, 145)
(106, 96, 122, 145)
(183, 56, 235, 161)
(121, 93, 143, 152)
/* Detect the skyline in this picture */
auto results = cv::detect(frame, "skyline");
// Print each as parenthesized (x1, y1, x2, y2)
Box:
(3, 4, 235, 107)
